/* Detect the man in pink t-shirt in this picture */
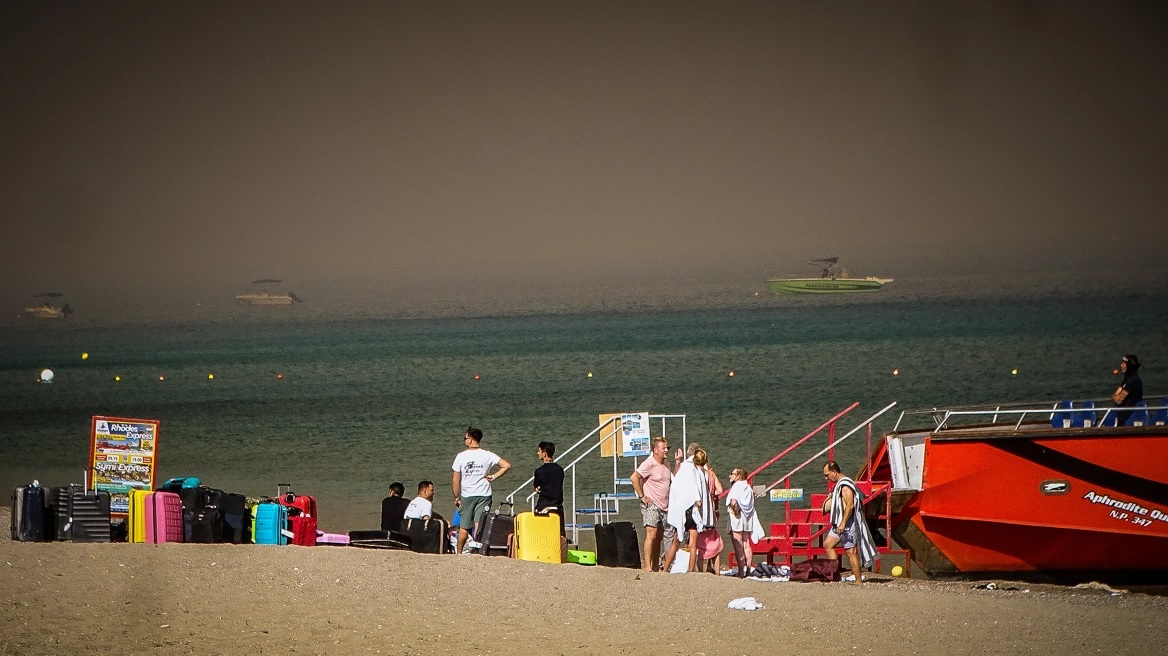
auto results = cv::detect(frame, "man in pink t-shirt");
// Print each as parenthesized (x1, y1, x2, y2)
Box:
(631, 436, 673, 572)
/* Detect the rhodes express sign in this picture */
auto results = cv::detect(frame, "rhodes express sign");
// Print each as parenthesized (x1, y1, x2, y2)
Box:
(89, 416, 160, 516)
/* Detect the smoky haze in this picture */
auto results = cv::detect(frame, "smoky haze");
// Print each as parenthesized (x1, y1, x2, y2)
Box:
(2, 1, 1166, 311)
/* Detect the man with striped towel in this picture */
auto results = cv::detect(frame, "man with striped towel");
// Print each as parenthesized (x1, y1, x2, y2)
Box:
(822, 460, 878, 584)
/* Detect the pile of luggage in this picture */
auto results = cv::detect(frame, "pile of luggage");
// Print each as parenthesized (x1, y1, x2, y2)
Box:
(10, 477, 319, 547)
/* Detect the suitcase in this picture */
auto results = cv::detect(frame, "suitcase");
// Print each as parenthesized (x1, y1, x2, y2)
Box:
(513, 511, 561, 563)
(316, 531, 351, 546)
(277, 484, 317, 546)
(348, 529, 410, 550)
(190, 507, 224, 544)
(218, 493, 250, 544)
(475, 503, 515, 556)
(69, 486, 112, 543)
(145, 491, 184, 543)
(158, 477, 201, 492)
(401, 517, 449, 554)
(47, 486, 74, 541)
(127, 489, 152, 543)
(11, 483, 47, 541)
(594, 521, 641, 569)
(252, 502, 289, 545)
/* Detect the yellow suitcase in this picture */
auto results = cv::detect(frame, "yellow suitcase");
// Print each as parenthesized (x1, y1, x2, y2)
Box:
(127, 489, 151, 543)
(514, 511, 561, 564)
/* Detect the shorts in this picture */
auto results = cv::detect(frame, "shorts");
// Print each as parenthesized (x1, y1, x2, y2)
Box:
(827, 524, 857, 550)
(460, 495, 492, 531)
(641, 501, 668, 529)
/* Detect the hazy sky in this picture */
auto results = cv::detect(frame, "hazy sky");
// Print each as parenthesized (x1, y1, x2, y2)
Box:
(3, 1, 1166, 306)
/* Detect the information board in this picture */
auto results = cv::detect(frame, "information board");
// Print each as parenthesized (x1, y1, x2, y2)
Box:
(619, 411, 650, 457)
(89, 416, 160, 516)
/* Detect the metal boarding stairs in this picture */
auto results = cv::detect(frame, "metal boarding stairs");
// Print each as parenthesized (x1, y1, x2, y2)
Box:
(503, 414, 687, 545)
(732, 401, 912, 576)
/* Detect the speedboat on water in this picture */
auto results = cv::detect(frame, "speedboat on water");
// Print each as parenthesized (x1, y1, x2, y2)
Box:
(866, 398, 1168, 583)
(235, 279, 303, 306)
(766, 257, 892, 294)
(23, 292, 73, 319)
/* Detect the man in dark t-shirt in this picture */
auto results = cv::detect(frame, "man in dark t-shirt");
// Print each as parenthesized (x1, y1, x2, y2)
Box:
(533, 441, 566, 542)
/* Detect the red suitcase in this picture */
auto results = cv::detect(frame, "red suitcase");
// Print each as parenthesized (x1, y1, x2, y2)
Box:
(146, 491, 184, 543)
(277, 484, 317, 546)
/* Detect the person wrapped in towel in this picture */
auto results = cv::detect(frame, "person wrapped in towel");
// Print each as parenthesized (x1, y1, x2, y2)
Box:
(726, 467, 765, 578)
(822, 460, 878, 584)
(662, 447, 713, 573)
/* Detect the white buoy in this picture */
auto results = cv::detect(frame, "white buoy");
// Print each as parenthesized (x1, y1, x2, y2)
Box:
(40, 369, 54, 383)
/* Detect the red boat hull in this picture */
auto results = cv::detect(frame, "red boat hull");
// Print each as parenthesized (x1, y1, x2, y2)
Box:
(875, 427, 1168, 582)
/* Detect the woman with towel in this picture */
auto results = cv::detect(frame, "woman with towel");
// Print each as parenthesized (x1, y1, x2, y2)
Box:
(726, 468, 764, 578)
(663, 447, 714, 573)
(693, 449, 724, 573)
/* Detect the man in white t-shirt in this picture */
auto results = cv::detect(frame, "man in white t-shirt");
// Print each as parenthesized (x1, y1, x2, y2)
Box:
(452, 426, 511, 555)
(404, 480, 435, 520)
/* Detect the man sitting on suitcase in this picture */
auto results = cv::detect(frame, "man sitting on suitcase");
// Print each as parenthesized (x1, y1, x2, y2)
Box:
(381, 482, 410, 532)
(452, 426, 511, 555)
(404, 480, 435, 520)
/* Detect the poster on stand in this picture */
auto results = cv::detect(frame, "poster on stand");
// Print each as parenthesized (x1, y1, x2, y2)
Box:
(619, 411, 650, 457)
(89, 416, 160, 516)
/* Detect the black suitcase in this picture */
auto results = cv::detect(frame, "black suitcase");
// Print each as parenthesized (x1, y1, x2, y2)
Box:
(190, 508, 223, 543)
(69, 486, 111, 543)
(401, 517, 449, 554)
(475, 503, 514, 556)
(47, 486, 74, 541)
(348, 529, 411, 550)
(218, 493, 250, 544)
(595, 521, 641, 569)
(11, 484, 47, 541)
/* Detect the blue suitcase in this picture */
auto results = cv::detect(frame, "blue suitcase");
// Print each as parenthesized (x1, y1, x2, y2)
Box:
(252, 502, 289, 545)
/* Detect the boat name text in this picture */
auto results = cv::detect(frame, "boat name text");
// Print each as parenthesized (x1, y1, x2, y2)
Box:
(1083, 490, 1168, 527)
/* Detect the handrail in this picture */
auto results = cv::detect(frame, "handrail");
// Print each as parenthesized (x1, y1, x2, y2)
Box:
(503, 415, 620, 505)
(930, 401, 1168, 432)
(743, 402, 860, 483)
(757, 402, 898, 498)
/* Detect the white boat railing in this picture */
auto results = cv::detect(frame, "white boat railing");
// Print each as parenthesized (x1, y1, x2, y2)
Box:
(891, 397, 1168, 433)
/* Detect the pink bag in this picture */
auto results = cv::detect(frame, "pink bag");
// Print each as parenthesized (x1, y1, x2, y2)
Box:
(695, 527, 723, 559)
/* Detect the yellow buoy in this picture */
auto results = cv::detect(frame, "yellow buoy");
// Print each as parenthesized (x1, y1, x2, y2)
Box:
(892, 368, 900, 376)
(587, 371, 593, 378)
(1011, 368, 1018, 376)
(208, 373, 215, 380)
(81, 352, 89, 360)
(114, 375, 121, 382)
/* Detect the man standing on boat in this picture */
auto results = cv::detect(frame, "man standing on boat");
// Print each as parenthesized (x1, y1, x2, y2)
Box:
(822, 461, 877, 584)
(1113, 354, 1143, 426)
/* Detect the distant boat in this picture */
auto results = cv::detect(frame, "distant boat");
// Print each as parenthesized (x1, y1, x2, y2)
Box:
(766, 257, 892, 294)
(235, 279, 303, 306)
(23, 292, 73, 319)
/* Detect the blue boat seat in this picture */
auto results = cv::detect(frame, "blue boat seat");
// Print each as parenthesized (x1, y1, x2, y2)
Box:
(1071, 400, 1096, 428)
(1126, 401, 1150, 427)
(1153, 398, 1168, 426)
(1100, 411, 1119, 427)
(1051, 400, 1073, 428)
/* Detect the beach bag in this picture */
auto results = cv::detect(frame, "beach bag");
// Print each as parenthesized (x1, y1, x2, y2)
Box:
(790, 558, 841, 582)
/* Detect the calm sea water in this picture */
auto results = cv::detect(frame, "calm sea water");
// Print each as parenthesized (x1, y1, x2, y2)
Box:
(2, 272, 1165, 531)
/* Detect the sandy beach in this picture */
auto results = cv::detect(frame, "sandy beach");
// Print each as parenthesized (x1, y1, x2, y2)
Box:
(3, 510, 1166, 656)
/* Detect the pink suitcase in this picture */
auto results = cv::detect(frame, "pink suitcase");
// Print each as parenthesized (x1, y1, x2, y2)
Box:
(315, 530, 350, 545)
(145, 491, 184, 543)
